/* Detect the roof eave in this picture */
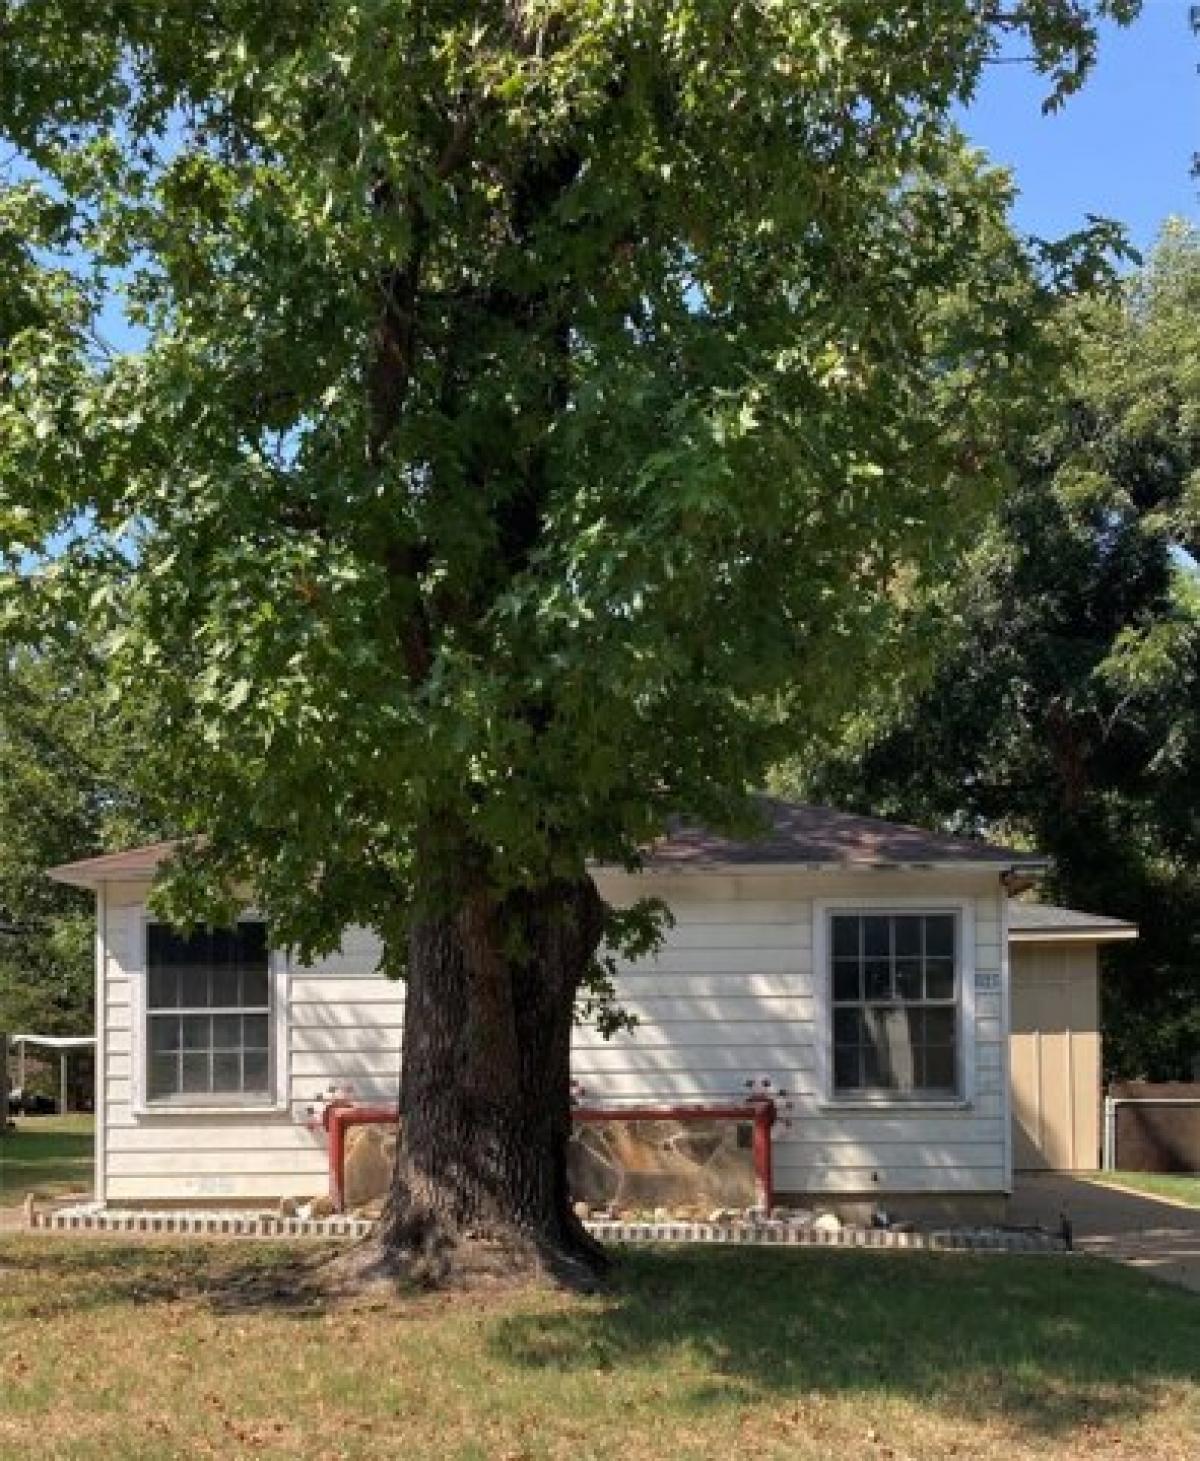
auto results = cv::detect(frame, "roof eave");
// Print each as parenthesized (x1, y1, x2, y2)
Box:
(46, 867, 98, 889)
(1009, 925, 1139, 944)
(46, 842, 182, 890)
(620, 858, 1049, 877)
(47, 866, 149, 890)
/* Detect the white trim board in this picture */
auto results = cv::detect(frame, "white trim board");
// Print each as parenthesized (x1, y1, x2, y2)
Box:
(94, 882, 108, 1203)
(1008, 927, 1137, 944)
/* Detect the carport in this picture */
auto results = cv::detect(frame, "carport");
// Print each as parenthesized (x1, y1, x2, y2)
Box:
(8, 1033, 96, 1115)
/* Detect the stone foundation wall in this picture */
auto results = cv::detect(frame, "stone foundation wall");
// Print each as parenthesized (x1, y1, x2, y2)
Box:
(343, 1125, 397, 1209)
(317, 1123, 1013, 1227)
(320, 1118, 761, 1217)
(567, 1118, 756, 1213)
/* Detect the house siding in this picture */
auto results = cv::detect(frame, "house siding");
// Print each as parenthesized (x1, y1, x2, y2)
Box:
(101, 883, 332, 1202)
(593, 871, 1008, 1199)
(97, 868, 1009, 1204)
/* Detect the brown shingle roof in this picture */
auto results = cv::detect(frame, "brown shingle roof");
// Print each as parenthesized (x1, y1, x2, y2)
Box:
(48, 799, 1046, 888)
(647, 797, 1044, 870)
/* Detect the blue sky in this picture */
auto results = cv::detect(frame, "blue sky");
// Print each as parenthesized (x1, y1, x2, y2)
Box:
(961, 1, 1197, 253)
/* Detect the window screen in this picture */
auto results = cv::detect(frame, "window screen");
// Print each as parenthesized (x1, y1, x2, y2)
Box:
(830, 912, 958, 1097)
(145, 923, 271, 1102)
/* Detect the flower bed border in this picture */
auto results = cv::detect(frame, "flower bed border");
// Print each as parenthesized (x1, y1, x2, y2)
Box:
(26, 1204, 1066, 1252)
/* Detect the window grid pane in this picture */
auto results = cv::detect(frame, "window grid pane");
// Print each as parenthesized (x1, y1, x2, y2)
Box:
(146, 923, 271, 1101)
(830, 913, 958, 1097)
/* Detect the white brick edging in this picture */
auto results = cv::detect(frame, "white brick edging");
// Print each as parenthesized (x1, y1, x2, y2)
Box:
(28, 1207, 374, 1241)
(586, 1220, 1064, 1252)
(26, 1206, 1065, 1253)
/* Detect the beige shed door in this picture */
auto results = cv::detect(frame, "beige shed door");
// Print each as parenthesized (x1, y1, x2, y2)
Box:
(1010, 945, 1101, 1171)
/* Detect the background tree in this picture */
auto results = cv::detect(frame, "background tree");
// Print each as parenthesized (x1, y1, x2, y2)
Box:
(789, 221, 1200, 1082)
(1, 1, 1134, 1284)
(0, 183, 162, 1073)
(0, 639, 162, 1049)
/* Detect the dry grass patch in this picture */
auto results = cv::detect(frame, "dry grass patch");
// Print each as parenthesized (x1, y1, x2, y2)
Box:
(0, 1237, 1197, 1460)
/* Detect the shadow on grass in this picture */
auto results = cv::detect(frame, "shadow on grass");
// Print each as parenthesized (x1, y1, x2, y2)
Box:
(0, 1237, 335, 1319)
(491, 1247, 1199, 1440)
(2, 1238, 1196, 1442)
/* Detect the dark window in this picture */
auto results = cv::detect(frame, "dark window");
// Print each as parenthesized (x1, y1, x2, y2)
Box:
(146, 923, 271, 1103)
(830, 912, 958, 1098)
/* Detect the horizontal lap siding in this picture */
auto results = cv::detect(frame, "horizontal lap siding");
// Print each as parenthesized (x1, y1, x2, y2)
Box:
(777, 1166, 1007, 1194)
(288, 929, 397, 1120)
(102, 884, 338, 1201)
(105, 1123, 329, 1152)
(291, 1052, 401, 1081)
(594, 874, 1008, 1196)
(573, 1071, 816, 1102)
(604, 973, 804, 998)
(108, 1149, 326, 1177)
(573, 1046, 812, 1074)
(104, 1175, 324, 1202)
(288, 933, 402, 1112)
(100, 871, 1009, 1202)
(578, 900, 810, 1116)
(770, 886, 1006, 1195)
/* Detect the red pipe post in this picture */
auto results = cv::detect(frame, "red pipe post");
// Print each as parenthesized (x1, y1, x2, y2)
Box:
(321, 1102, 399, 1211)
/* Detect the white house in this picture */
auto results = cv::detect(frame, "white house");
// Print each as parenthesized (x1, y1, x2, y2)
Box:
(49, 799, 1136, 1221)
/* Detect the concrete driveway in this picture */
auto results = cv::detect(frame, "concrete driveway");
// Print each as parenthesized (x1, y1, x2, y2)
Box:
(1010, 1174, 1200, 1293)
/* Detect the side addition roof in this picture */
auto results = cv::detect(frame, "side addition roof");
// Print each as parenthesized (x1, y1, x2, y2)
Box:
(47, 840, 184, 889)
(1008, 901, 1138, 943)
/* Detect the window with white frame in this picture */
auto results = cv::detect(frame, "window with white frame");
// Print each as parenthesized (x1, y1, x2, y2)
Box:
(145, 922, 271, 1103)
(830, 911, 958, 1098)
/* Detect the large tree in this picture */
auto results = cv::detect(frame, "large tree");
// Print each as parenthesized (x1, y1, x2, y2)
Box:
(789, 222, 1200, 1082)
(0, 1, 1133, 1283)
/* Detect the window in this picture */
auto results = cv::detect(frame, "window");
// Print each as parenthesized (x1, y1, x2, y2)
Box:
(145, 922, 271, 1104)
(830, 912, 958, 1098)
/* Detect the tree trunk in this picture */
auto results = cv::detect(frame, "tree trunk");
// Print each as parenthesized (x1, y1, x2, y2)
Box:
(374, 874, 610, 1289)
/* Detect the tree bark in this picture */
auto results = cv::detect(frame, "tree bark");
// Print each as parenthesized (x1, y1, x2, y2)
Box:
(374, 874, 611, 1289)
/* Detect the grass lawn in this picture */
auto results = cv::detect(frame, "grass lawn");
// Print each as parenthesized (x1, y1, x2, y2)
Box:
(0, 1241, 1196, 1460)
(1091, 1172, 1200, 1209)
(0, 1115, 94, 1207)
